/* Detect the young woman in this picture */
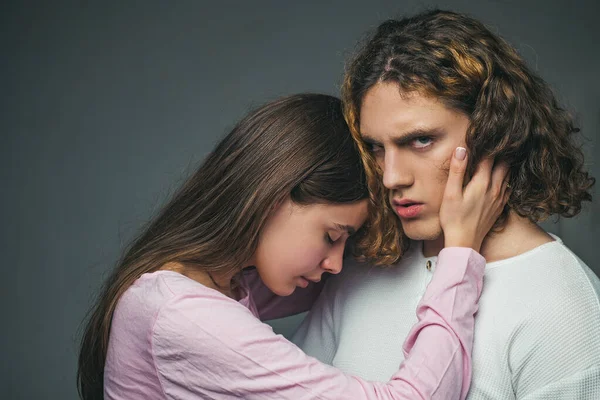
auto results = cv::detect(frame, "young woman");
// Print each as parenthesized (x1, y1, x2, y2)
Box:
(77, 93, 508, 399)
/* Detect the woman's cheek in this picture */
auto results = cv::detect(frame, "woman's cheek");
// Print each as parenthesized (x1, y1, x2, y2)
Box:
(288, 244, 321, 274)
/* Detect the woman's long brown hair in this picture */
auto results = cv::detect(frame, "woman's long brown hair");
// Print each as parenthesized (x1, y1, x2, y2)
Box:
(77, 93, 368, 399)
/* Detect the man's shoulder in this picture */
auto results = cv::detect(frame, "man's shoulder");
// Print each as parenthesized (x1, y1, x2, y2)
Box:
(481, 238, 600, 321)
(487, 237, 596, 284)
(474, 241, 600, 396)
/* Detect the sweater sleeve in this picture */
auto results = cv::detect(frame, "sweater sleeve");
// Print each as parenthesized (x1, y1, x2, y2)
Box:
(151, 248, 485, 400)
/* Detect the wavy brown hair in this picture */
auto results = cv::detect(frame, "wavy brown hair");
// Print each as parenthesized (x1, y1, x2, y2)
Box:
(343, 9, 594, 265)
(77, 94, 367, 399)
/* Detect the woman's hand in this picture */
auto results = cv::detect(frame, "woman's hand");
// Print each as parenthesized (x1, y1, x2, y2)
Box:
(439, 147, 510, 252)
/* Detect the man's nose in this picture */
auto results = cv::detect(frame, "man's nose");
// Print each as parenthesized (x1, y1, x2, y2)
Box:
(382, 150, 413, 189)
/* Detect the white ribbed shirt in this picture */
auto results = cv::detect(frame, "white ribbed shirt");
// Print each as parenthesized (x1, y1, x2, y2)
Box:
(292, 234, 600, 399)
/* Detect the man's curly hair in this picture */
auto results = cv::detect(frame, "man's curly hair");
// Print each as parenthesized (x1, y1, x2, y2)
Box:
(343, 9, 595, 265)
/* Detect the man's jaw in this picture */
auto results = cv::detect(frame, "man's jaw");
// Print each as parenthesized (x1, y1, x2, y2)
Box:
(397, 216, 445, 257)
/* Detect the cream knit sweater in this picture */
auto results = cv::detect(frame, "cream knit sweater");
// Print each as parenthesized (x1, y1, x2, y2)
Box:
(293, 235, 600, 399)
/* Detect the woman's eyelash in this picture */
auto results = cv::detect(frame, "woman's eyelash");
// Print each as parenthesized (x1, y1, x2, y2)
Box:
(326, 234, 335, 245)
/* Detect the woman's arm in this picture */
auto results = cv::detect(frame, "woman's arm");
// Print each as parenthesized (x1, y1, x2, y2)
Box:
(152, 247, 484, 400)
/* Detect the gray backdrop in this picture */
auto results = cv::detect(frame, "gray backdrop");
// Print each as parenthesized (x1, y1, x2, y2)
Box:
(2, 1, 598, 399)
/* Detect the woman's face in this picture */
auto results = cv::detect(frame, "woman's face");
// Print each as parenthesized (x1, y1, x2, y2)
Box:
(253, 198, 369, 296)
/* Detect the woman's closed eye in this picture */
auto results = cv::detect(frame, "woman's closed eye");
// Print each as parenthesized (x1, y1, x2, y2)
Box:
(325, 232, 342, 245)
(324, 233, 334, 245)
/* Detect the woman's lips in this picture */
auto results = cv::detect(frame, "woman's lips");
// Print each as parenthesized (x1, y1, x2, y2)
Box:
(297, 277, 310, 288)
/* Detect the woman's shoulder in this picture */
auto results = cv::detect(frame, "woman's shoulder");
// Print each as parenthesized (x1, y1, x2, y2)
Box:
(149, 272, 275, 364)
(123, 270, 247, 314)
(140, 271, 261, 336)
(113, 271, 239, 332)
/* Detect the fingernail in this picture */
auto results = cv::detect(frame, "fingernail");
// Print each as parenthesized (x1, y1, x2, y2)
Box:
(455, 147, 467, 160)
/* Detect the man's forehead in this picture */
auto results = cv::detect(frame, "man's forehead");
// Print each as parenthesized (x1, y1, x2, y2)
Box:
(359, 88, 468, 141)
(360, 87, 446, 123)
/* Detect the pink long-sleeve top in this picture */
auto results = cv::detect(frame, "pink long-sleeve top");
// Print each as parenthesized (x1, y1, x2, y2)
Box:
(104, 247, 485, 399)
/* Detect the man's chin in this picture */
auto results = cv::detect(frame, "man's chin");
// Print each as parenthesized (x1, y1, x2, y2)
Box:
(400, 220, 442, 242)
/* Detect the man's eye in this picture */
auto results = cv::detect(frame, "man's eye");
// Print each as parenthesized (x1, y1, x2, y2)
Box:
(412, 136, 433, 149)
(369, 143, 384, 153)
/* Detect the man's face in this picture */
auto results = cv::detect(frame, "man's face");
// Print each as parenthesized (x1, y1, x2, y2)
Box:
(359, 82, 470, 241)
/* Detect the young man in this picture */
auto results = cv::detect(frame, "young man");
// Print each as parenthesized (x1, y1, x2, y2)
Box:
(292, 10, 600, 399)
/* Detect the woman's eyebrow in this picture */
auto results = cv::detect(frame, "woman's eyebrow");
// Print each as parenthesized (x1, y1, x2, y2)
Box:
(334, 223, 356, 235)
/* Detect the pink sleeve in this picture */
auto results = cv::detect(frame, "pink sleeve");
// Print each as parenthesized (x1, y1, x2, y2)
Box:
(152, 248, 484, 400)
(401, 247, 484, 400)
(242, 268, 328, 321)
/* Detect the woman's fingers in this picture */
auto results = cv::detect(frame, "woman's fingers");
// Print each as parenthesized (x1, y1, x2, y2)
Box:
(481, 162, 510, 231)
(468, 157, 493, 192)
(501, 174, 512, 205)
(490, 162, 509, 197)
(444, 147, 468, 200)
(440, 148, 512, 251)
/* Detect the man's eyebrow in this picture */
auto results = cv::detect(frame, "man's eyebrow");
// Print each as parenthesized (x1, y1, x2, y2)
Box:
(392, 128, 446, 146)
(334, 223, 357, 235)
(362, 128, 446, 147)
(360, 133, 380, 145)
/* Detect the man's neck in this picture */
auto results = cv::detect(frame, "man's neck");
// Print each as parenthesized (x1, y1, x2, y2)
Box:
(422, 236, 445, 258)
(421, 212, 554, 261)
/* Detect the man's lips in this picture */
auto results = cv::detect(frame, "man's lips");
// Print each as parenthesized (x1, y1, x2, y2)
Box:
(393, 198, 422, 206)
(392, 199, 424, 218)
